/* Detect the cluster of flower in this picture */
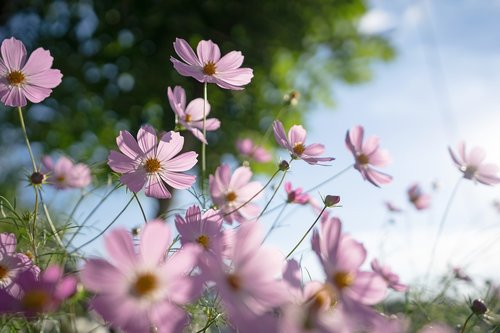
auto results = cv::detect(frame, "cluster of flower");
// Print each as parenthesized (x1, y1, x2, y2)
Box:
(1, 34, 499, 332)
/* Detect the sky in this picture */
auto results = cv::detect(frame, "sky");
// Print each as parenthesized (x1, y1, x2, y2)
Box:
(23, 0, 500, 294)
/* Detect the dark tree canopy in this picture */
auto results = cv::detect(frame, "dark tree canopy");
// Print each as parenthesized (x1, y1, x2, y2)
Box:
(0, 0, 393, 189)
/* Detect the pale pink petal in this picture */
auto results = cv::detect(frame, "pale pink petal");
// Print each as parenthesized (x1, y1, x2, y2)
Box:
(80, 258, 126, 293)
(145, 173, 171, 199)
(190, 118, 221, 131)
(229, 166, 252, 190)
(448, 146, 463, 168)
(216, 51, 244, 71)
(162, 244, 200, 279)
(0, 233, 16, 254)
(161, 171, 195, 190)
(188, 127, 207, 144)
(347, 126, 364, 152)
(232, 222, 263, 263)
(346, 272, 387, 305)
(478, 163, 499, 176)
(24, 68, 62, 88)
(170, 57, 204, 81)
(90, 295, 151, 332)
(365, 168, 393, 187)
(368, 149, 391, 167)
(335, 236, 366, 273)
(303, 143, 326, 157)
(235, 181, 263, 202)
(288, 125, 307, 147)
(116, 130, 143, 160)
(163, 151, 198, 172)
(1, 37, 27, 71)
(213, 68, 253, 89)
(167, 86, 186, 118)
(1, 85, 26, 107)
(41, 155, 54, 171)
(136, 125, 157, 158)
(156, 131, 184, 162)
(273, 120, 292, 151)
(361, 136, 380, 155)
(468, 146, 486, 166)
(149, 301, 189, 332)
(104, 229, 137, 268)
(196, 40, 221, 64)
(140, 220, 171, 265)
(120, 170, 146, 192)
(108, 151, 138, 173)
(21, 48, 53, 75)
(185, 98, 210, 120)
(54, 156, 74, 174)
(173, 38, 202, 66)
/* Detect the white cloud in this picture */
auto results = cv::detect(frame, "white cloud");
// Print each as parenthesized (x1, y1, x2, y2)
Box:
(358, 9, 396, 35)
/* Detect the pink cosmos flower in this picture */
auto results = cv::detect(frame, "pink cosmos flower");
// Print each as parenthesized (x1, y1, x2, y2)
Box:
(108, 125, 198, 199)
(284, 182, 309, 204)
(0, 37, 62, 107)
(175, 205, 224, 257)
(200, 222, 289, 331)
(80, 220, 201, 333)
(407, 183, 431, 210)
(370, 259, 408, 292)
(0, 265, 76, 317)
(167, 86, 220, 144)
(42, 155, 92, 189)
(452, 266, 472, 283)
(273, 120, 334, 165)
(346, 125, 392, 187)
(236, 138, 272, 163)
(0, 233, 38, 297)
(209, 164, 262, 224)
(170, 38, 253, 90)
(311, 216, 387, 306)
(448, 141, 500, 185)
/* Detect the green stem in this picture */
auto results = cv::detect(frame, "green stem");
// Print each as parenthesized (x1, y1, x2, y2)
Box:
(304, 163, 353, 193)
(286, 205, 327, 259)
(39, 190, 64, 249)
(257, 168, 288, 219)
(262, 202, 288, 243)
(201, 82, 208, 205)
(133, 192, 148, 223)
(460, 313, 474, 333)
(17, 106, 37, 171)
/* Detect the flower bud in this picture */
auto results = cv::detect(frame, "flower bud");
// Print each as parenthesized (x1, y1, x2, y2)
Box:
(470, 299, 487, 315)
(279, 160, 290, 171)
(29, 171, 45, 186)
(324, 195, 340, 207)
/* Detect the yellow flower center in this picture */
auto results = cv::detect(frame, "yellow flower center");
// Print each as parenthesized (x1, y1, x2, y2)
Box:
(226, 191, 237, 202)
(184, 114, 192, 123)
(132, 273, 158, 297)
(202, 61, 217, 75)
(21, 290, 50, 312)
(7, 70, 25, 85)
(0, 265, 8, 280)
(293, 143, 305, 156)
(56, 175, 65, 183)
(333, 271, 355, 289)
(227, 273, 241, 291)
(144, 158, 161, 173)
(196, 234, 210, 250)
(356, 153, 370, 165)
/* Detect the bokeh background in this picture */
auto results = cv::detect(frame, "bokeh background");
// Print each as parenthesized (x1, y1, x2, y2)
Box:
(2, 0, 500, 292)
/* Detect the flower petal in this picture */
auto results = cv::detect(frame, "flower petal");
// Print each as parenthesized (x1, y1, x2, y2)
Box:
(145, 174, 171, 199)
(136, 125, 157, 158)
(196, 40, 221, 64)
(164, 151, 198, 172)
(104, 229, 137, 269)
(161, 171, 195, 190)
(157, 131, 184, 162)
(173, 38, 201, 66)
(120, 170, 146, 192)
(1, 37, 27, 71)
(117, 130, 143, 160)
(140, 220, 171, 265)
(185, 98, 210, 120)
(216, 51, 244, 71)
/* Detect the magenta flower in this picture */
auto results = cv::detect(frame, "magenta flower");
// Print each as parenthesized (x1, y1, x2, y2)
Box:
(448, 141, 500, 185)
(200, 222, 288, 331)
(0, 233, 38, 297)
(209, 164, 262, 223)
(108, 125, 198, 199)
(42, 155, 91, 189)
(346, 125, 392, 187)
(170, 38, 253, 90)
(167, 86, 220, 144)
(175, 205, 224, 256)
(284, 182, 309, 204)
(236, 138, 272, 163)
(311, 216, 387, 305)
(80, 220, 201, 333)
(0, 37, 62, 107)
(0, 265, 76, 317)
(273, 120, 334, 165)
(370, 259, 407, 292)
(407, 183, 431, 210)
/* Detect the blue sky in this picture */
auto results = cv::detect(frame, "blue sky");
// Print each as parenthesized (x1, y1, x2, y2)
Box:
(30, 1, 500, 293)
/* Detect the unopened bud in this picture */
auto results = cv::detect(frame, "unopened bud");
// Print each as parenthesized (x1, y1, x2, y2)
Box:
(284, 90, 300, 106)
(324, 195, 340, 207)
(279, 160, 290, 171)
(131, 227, 141, 236)
(470, 299, 487, 315)
(29, 171, 45, 186)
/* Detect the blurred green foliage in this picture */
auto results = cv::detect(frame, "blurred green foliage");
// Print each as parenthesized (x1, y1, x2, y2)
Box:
(0, 0, 393, 189)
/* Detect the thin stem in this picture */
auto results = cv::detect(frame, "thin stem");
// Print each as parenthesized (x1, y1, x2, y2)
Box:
(195, 313, 222, 333)
(286, 205, 327, 259)
(17, 106, 37, 171)
(425, 178, 462, 281)
(460, 313, 474, 333)
(223, 168, 281, 217)
(304, 164, 353, 194)
(71, 196, 134, 253)
(39, 190, 64, 249)
(31, 188, 39, 260)
(257, 168, 288, 219)
(201, 82, 208, 203)
(262, 202, 288, 243)
(133, 192, 147, 223)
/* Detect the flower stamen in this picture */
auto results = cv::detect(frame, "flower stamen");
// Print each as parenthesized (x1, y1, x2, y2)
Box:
(0, 265, 8, 280)
(144, 158, 161, 173)
(333, 271, 355, 289)
(356, 154, 370, 165)
(21, 290, 50, 312)
(132, 273, 157, 297)
(7, 71, 25, 86)
(196, 234, 210, 250)
(226, 191, 237, 202)
(202, 61, 217, 75)
(293, 143, 306, 156)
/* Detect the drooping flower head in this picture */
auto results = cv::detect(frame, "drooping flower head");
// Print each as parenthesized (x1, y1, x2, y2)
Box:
(448, 141, 500, 185)
(407, 183, 431, 210)
(167, 86, 220, 144)
(209, 164, 263, 224)
(370, 259, 408, 292)
(284, 182, 309, 204)
(80, 220, 201, 333)
(108, 125, 198, 199)
(0, 265, 76, 317)
(171, 38, 253, 90)
(42, 155, 92, 189)
(0, 37, 62, 107)
(236, 138, 272, 163)
(273, 120, 334, 165)
(0, 233, 38, 297)
(345, 125, 392, 187)
(175, 205, 224, 256)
